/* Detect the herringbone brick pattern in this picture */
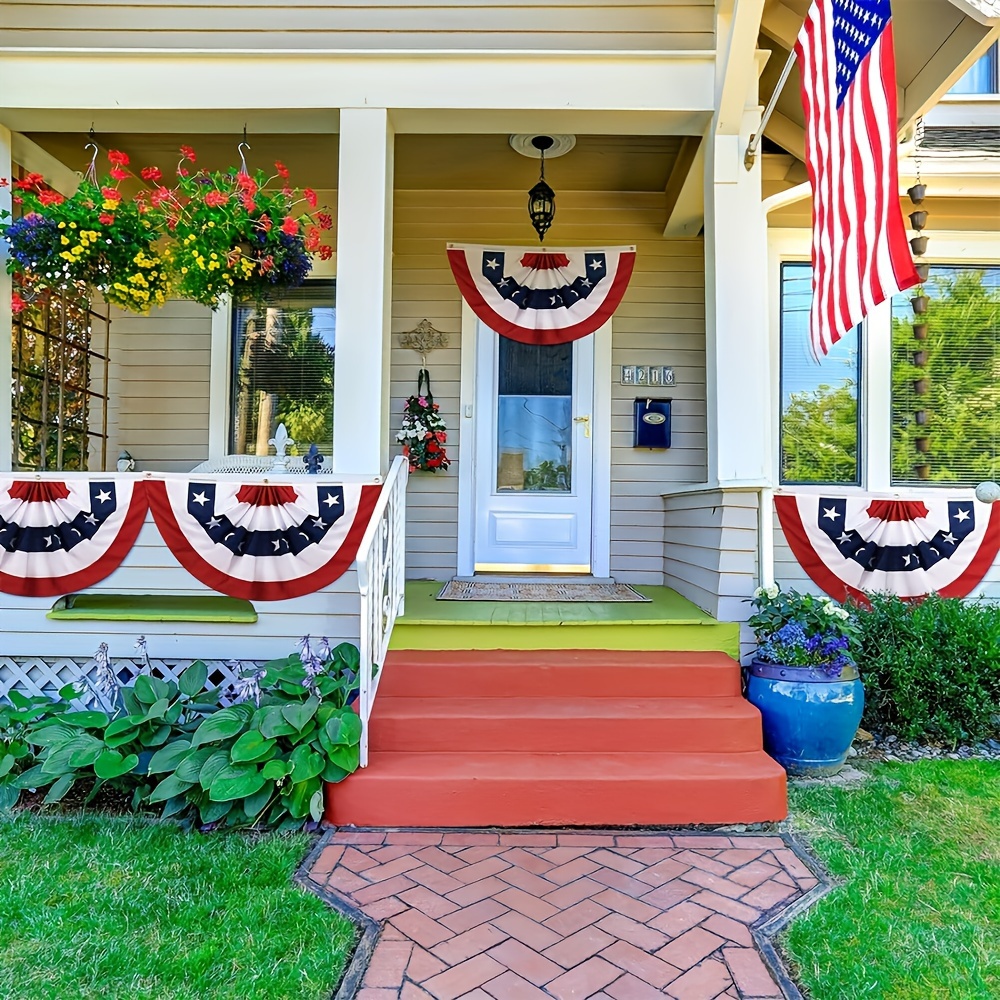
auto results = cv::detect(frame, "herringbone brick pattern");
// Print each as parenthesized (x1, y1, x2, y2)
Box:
(305, 829, 819, 999)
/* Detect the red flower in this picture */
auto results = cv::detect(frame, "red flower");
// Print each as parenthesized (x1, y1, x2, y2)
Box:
(316, 211, 333, 230)
(204, 190, 230, 207)
(259, 214, 273, 232)
(101, 186, 121, 202)
(281, 216, 299, 236)
(240, 192, 257, 213)
(109, 166, 129, 181)
(304, 226, 321, 251)
(14, 173, 45, 191)
(303, 188, 318, 208)
(150, 186, 170, 208)
(318, 244, 333, 261)
(260, 255, 275, 273)
(140, 166, 162, 183)
(179, 145, 197, 162)
(177, 167, 190, 177)
(37, 189, 65, 207)
(274, 160, 290, 180)
(236, 172, 258, 195)
(99, 213, 115, 224)
(108, 150, 129, 166)
(0, 178, 8, 188)
(10, 293, 26, 314)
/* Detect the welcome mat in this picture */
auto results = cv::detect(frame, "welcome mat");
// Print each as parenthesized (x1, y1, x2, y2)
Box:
(436, 580, 651, 602)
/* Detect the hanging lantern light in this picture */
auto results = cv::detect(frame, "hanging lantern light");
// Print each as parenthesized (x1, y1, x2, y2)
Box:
(527, 135, 556, 242)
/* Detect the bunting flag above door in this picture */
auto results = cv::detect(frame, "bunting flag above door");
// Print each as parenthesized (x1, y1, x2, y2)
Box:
(147, 477, 380, 601)
(447, 244, 636, 345)
(0, 477, 149, 597)
(775, 493, 1000, 602)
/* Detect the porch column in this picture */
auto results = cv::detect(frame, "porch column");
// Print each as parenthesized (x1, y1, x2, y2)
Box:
(332, 108, 394, 477)
(703, 111, 771, 486)
(0, 125, 12, 471)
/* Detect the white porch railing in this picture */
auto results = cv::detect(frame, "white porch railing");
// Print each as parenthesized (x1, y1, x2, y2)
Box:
(355, 455, 408, 766)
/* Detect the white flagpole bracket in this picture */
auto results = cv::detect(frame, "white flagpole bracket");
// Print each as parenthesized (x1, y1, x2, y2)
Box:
(744, 47, 798, 171)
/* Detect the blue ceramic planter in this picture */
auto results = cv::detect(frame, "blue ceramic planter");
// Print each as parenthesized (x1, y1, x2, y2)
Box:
(746, 659, 865, 777)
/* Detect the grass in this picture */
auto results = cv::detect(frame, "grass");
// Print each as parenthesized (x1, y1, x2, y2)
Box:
(0, 813, 356, 1000)
(785, 760, 1000, 1000)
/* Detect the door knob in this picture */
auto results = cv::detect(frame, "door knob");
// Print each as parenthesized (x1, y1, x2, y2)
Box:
(573, 415, 591, 438)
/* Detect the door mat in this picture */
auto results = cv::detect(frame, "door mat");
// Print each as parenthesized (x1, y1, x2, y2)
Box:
(436, 580, 651, 602)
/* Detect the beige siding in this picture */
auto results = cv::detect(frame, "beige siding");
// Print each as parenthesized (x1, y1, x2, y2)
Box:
(106, 299, 212, 473)
(663, 489, 760, 653)
(391, 188, 708, 583)
(2, 2, 714, 51)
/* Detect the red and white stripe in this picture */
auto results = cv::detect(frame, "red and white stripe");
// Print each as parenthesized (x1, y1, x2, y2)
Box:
(796, 3, 918, 358)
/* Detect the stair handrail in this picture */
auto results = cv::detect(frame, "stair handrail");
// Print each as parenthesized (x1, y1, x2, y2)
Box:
(356, 455, 408, 767)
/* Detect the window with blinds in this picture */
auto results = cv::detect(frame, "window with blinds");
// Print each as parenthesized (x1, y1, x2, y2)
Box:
(779, 262, 862, 484)
(891, 265, 1000, 486)
(230, 281, 336, 457)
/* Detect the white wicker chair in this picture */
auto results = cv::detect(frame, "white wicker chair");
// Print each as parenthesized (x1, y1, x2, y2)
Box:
(190, 454, 331, 475)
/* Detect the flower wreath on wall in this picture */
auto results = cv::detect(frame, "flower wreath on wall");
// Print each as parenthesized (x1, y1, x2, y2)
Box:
(1, 150, 171, 314)
(397, 369, 450, 473)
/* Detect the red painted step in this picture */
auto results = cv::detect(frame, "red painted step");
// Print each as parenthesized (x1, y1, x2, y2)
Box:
(328, 649, 787, 827)
(376, 649, 742, 699)
(369, 696, 763, 753)
(328, 752, 787, 827)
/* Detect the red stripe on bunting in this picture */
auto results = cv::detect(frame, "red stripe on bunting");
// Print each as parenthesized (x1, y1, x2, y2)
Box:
(146, 480, 381, 601)
(0, 482, 149, 598)
(447, 247, 635, 345)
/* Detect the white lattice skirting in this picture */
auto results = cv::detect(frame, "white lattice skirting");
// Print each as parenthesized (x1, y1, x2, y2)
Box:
(0, 657, 256, 705)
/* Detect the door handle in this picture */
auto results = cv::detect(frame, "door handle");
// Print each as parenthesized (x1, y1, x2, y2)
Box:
(573, 415, 591, 438)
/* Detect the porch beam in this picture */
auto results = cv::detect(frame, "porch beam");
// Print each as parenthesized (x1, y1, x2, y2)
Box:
(715, 0, 767, 135)
(662, 136, 705, 238)
(10, 131, 79, 196)
(763, 110, 805, 161)
(760, 0, 800, 50)
(332, 108, 393, 478)
(0, 125, 11, 471)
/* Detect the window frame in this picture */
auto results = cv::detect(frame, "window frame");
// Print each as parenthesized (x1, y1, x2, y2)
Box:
(768, 228, 999, 495)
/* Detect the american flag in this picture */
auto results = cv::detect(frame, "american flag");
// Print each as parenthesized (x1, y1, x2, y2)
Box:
(796, 0, 919, 358)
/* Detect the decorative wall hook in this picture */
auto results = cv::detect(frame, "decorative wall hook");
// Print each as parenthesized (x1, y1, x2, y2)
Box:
(400, 319, 449, 368)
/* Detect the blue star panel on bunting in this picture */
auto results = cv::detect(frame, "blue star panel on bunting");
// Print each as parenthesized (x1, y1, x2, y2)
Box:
(481, 251, 608, 310)
(0, 481, 118, 553)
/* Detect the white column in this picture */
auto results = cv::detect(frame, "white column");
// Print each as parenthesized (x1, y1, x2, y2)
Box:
(703, 110, 771, 486)
(332, 108, 394, 477)
(0, 125, 12, 472)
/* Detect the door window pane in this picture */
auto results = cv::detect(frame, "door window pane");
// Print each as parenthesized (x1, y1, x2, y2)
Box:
(891, 265, 1000, 485)
(779, 263, 862, 484)
(230, 281, 335, 456)
(496, 338, 572, 492)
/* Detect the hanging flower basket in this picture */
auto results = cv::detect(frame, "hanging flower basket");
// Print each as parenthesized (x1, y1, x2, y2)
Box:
(1, 152, 170, 314)
(141, 147, 333, 308)
(397, 370, 450, 473)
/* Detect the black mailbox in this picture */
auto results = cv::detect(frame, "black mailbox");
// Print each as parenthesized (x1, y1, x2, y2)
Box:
(633, 398, 671, 449)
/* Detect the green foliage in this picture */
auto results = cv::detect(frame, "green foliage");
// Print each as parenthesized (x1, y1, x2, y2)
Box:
(747, 585, 857, 644)
(853, 593, 1000, 742)
(523, 460, 570, 491)
(781, 382, 860, 483)
(891, 269, 1000, 485)
(2, 639, 368, 831)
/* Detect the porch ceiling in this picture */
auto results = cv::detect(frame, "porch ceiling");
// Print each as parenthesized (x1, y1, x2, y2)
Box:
(25, 131, 683, 193)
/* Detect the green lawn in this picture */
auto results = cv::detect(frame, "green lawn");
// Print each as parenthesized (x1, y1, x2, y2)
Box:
(785, 761, 1000, 1000)
(0, 814, 356, 1000)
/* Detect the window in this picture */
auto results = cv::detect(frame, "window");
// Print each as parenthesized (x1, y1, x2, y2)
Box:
(949, 44, 999, 95)
(891, 265, 1000, 486)
(229, 281, 336, 456)
(779, 262, 862, 484)
(11, 278, 111, 471)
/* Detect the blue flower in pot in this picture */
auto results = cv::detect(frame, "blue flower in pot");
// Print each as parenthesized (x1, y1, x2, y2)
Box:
(745, 586, 864, 777)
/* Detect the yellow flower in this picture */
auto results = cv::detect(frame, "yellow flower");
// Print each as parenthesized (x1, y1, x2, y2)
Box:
(102, 200, 117, 211)
(69, 222, 77, 229)
(58, 222, 66, 229)
(60, 236, 70, 246)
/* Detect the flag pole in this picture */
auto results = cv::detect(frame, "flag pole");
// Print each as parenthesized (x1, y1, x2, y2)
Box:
(744, 46, 798, 170)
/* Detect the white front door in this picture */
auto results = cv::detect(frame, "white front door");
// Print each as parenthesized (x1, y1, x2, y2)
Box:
(473, 321, 594, 573)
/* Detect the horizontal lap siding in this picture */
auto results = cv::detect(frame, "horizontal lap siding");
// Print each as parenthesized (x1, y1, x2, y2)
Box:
(0, 516, 361, 660)
(392, 188, 707, 584)
(108, 300, 212, 473)
(773, 507, 1000, 602)
(1, 2, 714, 50)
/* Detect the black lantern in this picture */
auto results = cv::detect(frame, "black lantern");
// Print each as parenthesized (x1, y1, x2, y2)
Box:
(527, 135, 556, 242)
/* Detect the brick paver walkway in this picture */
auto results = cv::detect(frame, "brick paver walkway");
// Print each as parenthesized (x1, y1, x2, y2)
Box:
(304, 829, 821, 999)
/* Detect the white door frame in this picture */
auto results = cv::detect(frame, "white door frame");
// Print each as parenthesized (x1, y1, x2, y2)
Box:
(457, 300, 611, 578)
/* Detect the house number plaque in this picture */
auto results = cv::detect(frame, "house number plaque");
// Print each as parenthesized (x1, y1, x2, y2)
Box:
(620, 365, 675, 386)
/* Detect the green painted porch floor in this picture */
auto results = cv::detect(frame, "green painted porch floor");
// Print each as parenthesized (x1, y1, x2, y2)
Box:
(390, 582, 740, 657)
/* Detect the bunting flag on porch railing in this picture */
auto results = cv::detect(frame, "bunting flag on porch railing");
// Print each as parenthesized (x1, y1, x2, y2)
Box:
(775, 493, 1000, 601)
(147, 477, 381, 601)
(0, 477, 149, 597)
(447, 244, 636, 344)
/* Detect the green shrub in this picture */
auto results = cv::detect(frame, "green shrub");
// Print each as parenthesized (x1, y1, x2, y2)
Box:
(3, 637, 370, 831)
(854, 593, 1000, 742)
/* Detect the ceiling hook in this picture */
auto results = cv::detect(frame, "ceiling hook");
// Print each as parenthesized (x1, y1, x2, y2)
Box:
(238, 125, 250, 174)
